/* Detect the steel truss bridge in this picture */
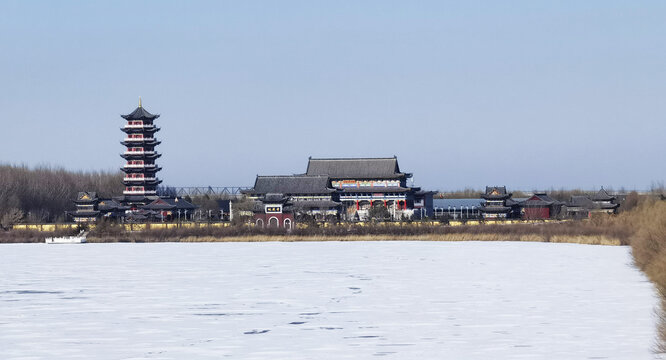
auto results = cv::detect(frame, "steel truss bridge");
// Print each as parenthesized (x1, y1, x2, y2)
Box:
(172, 186, 251, 197)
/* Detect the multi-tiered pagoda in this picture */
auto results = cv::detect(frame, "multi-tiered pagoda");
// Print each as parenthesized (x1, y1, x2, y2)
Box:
(119, 98, 162, 206)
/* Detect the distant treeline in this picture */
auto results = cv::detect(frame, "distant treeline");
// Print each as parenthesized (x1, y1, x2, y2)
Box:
(0, 165, 123, 226)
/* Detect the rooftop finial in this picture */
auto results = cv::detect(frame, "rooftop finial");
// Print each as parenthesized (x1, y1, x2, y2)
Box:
(138, 96, 142, 108)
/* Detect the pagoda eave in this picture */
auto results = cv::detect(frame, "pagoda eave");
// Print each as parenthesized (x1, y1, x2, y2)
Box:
(120, 127, 160, 134)
(120, 154, 162, 160)
(480, 195, 511, 200)
(121, 167, 161, 173)
(120, 141, 161, 147)
(122, 180, 162, 186)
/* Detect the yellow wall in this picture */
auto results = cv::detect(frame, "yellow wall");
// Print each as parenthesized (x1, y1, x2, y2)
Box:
(11, 219, 561, 232)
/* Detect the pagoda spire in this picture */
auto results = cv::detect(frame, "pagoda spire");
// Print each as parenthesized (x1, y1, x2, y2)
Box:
(139, 96, 142, 108)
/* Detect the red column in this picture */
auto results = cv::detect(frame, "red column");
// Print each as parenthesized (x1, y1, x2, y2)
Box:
(356, 201, 359, 210)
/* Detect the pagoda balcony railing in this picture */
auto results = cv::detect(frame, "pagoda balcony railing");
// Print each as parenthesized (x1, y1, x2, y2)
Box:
(123, 190, 157, 195)
(123, 124, 156, 129)
(123, 137, 156, 142)
(124, 177, 157, 181)
(124, 164, 158, 168)
(123, 151, 156, 155)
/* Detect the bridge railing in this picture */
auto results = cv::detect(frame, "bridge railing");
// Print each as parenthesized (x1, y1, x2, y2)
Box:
(167, 186, 251, 197)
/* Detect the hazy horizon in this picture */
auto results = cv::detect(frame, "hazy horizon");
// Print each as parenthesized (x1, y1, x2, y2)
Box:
(1, 1, 664, 191)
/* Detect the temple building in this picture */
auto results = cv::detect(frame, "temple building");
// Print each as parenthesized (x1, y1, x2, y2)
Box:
(70, 192, 100, 223)
(522, 193, 562, 220)
(245, 157, 433, 222)
(565, 196, 596, 219)
(478, 186, 519, 219)
(251, 194, 294, 229)
(142, 197, 198, 221)
(97, 198, 129, 219)
(306, 158, 409, 213)
(590, 188, 620, 214)
(566, 188, 620, 218)
(306, 157, 432, 219)
(119, 98, 162, 207)
(244, 175, 341, 220)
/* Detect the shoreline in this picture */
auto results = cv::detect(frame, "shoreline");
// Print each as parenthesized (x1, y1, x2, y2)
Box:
(3, 220, 629, 246)
(81, 233, 622, 245)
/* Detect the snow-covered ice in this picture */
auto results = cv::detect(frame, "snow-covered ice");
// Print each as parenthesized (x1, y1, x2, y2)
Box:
(0, 241, 660, 359)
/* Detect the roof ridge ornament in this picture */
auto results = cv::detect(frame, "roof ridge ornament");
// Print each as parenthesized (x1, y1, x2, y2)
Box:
(139, 96, 142, 108)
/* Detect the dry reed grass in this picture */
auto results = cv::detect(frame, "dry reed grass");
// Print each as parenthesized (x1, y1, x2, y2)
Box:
(0, 228, 73, 243)
(85, 230, 620, 246)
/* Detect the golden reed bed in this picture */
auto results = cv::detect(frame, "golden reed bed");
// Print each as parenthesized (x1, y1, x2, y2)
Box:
(86, 233, 622, 246)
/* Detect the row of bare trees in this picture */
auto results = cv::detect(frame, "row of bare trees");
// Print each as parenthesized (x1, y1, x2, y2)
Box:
(0, 164, 124, 226)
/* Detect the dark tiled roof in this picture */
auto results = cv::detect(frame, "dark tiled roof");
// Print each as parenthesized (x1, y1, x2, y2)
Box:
(567, 196, 595, 208)
(115, 195, 154, 202)
(121, 106, 160, 120)
(248, 175, 335, 195)
(142, 197, 198, 210)
(478, 206, 512, 213)
(306, 157, 409, 179)
(251, 200, 265, 212)
(164, 197, 198, 210)
(142, 198, 173, 210)
(125, 213, 148, 221)
(292, 200, 342, 209)
(524, 193, 559, 206)
(504, 198, 521, 206)
(262, 193, 290, 203)
(74, 192, 98, 203)
(98, 199, 127, 211)
(486, 186, 507, 194)
(567, 195, 618, 210)
(591, 188, 615, 201)
(480, 186, 511, 200)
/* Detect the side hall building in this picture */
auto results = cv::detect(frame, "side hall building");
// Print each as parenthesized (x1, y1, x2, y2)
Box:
(478, 186, 520, 219)
(244, 175, 341, 222)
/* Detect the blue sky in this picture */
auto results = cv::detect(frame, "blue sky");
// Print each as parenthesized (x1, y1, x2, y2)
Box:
(1, 1, 664, 191)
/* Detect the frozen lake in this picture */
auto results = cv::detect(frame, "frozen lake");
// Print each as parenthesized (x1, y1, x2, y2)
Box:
(0, 241, 660, 359)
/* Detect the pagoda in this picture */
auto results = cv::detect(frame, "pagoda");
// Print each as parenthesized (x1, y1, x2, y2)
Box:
(119, 98, 162, 205)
